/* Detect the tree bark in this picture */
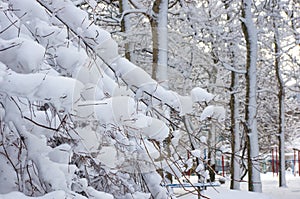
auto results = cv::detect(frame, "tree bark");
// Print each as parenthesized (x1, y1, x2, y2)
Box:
(230, 70, 242, 190)
(119, 0, 134, 61)
(241, 0, 262, 192)
(150, 0, 168, 88)
(223, 0, 242, 190)
(273, 8, 287, 187)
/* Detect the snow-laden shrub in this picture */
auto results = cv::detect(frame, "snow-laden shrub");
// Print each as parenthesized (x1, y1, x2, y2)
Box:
(0, 0, 222, 198)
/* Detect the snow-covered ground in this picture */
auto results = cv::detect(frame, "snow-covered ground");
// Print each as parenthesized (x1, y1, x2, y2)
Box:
(256, 172, 300, 199)
(174, 172, 300, 199)
(0, 172, 299, 198)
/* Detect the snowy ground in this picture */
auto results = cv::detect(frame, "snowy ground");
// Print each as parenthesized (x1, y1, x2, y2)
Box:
(174, 172, 300, 199)
(0, 173, 299, 199)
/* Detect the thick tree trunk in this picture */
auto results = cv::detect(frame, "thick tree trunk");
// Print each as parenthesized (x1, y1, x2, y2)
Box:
(150, 0, 168, 88)
(241, 0, 262, 192)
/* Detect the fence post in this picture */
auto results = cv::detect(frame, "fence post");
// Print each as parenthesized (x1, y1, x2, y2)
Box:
(222, 155, 225, 177)
(272, 148, 274, 176)
(298, 151, 300, 176)
(294, 149, 296, 176)
(275, 147, 278, 176)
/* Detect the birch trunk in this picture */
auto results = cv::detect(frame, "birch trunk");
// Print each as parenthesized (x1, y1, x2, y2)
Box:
(119, 0, 134, 62)
(241, 0, 262, 192)
(150, 0, 168, 88)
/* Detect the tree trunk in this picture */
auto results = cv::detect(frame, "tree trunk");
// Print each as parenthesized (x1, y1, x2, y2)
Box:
(241, 0, 262, 192)
(230, 70, 242, 190)
(150, 0, 168, 88)
(273, 11, 287, 187)
(223, 0, 242, 190)
(119, 0, 134, 62)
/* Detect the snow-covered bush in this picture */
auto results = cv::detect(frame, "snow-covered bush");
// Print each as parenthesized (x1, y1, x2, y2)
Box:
(0, 0, 223, 198)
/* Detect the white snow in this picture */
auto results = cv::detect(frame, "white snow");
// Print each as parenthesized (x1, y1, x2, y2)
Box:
(200, 105, 226, 122)
(85, 187, 114, 199)
(0, 38, 45, 73)
(0, 69, 84, 111)
(96, 146, 119, 168)
(174, 173, 300, 199)
(0, 191, 67, 199)
(129, 191, 151, 199)
(191, 87, 214, 103)
(190, 149, 202, 158)
(1, 173, 299, 199)
(200, 136, 207, 143)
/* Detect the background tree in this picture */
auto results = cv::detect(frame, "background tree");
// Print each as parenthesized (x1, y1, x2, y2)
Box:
(241, 0, 262, 192)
